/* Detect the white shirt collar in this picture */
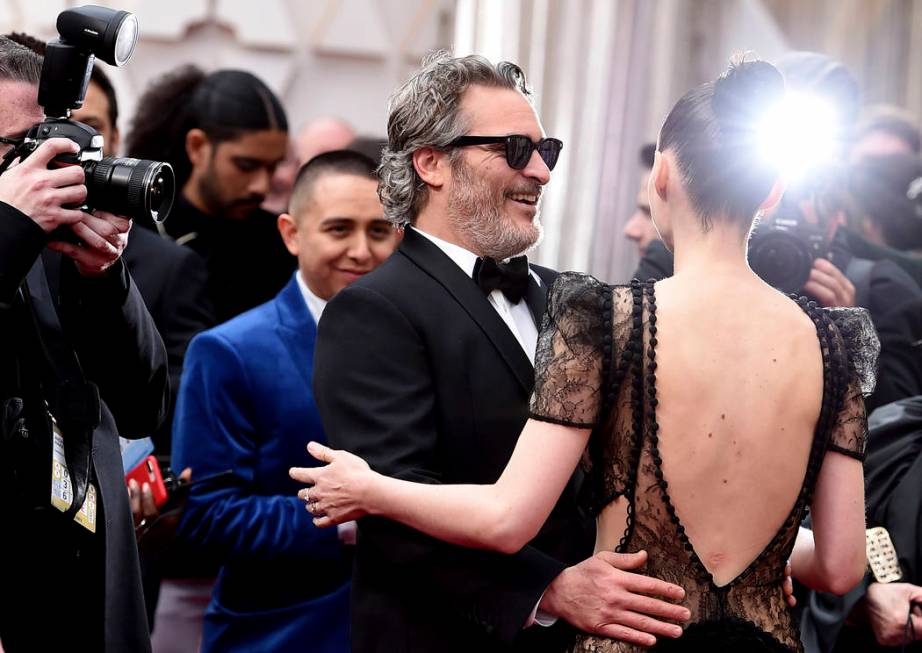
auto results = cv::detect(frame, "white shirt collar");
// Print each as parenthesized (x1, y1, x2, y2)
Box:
(413, 227, 480, 278)
(296, 271, 327, 325)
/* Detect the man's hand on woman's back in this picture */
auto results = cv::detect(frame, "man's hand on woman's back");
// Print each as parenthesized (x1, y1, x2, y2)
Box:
(539, 550, 689, 647)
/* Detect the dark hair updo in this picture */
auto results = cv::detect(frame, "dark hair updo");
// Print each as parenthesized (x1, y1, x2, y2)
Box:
(659, 58, 785, 230)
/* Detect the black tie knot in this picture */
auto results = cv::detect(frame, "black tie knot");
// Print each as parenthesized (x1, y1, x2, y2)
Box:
(473, 256, 529, 304)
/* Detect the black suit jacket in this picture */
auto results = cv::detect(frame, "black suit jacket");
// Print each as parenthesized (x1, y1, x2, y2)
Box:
(123, 227, 214, 453)
(313, 227, 594, 653)
(0, 203, 169, 651)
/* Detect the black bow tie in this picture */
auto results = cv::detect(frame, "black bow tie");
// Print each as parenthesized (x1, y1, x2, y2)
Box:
(473, 256, 530, 304)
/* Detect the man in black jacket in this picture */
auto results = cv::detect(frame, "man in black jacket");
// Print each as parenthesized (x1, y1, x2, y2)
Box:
(0, 37, 168, 652)
(313, 52, 688, 653)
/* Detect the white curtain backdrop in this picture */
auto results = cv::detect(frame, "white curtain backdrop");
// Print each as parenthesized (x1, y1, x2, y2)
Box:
(452, 0, 789, 282)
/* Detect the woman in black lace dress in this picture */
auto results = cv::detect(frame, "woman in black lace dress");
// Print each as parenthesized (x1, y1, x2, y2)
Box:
(292, 60, 877, 652)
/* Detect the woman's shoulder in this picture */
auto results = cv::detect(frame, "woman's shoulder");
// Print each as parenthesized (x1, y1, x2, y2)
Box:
(820, 306, 880, 396)
(546, 272, 641, 320)
(784, 296, 879, 396)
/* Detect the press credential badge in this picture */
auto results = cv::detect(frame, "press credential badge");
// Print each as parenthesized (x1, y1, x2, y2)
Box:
(50, 419, 97, 533)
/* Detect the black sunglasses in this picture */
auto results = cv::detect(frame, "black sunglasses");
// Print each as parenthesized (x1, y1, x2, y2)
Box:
(449, 135, 563, 171)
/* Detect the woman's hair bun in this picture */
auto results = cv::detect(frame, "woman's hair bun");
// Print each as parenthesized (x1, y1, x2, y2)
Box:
(712, 58, 785, 141)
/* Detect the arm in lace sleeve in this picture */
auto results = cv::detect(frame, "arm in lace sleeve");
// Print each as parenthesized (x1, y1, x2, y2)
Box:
(826, 308, 880, 460)
(529, 272, 609, 428)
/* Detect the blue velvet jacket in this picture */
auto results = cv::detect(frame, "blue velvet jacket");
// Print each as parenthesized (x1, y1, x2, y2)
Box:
(173, 273, 349, 653)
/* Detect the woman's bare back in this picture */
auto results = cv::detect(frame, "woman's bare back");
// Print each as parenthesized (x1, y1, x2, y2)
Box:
(529, 272, 873, 651)
(651, 275, 823, 586)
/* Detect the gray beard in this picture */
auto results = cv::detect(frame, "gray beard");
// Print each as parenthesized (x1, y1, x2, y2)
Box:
(446, 159, 543, 261)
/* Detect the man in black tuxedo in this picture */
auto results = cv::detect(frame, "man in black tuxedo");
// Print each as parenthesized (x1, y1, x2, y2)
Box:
(0, 37, 168, 651)
(313, 52, 687, 653)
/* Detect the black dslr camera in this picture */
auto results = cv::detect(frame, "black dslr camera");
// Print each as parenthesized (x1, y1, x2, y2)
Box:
(0, 6, 175, 226)
(748, 167, 843, 294)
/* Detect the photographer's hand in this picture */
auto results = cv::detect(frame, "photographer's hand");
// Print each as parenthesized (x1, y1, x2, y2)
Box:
(0, 138, 87, 231)
(803, 258, 856, 308)
(864, 582, 922, 646)
(47, 210, 131, 277)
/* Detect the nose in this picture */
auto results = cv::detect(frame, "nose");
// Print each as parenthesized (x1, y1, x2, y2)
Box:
(624, 214, 641, 241)
(347, 234, 372, 263)
(249, 168, 272, 196)
(521, 149, 551, 185)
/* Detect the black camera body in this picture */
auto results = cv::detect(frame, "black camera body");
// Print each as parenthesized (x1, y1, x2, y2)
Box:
(748, 214, 828, 294)
(20, 118, 174, 223)
(0, 5, 175, 225)
(748, 164, 846, 294)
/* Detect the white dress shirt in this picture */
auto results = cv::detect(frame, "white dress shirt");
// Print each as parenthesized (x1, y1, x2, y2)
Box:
(296, 271, 327, 325)
(414, 228, 541, 364)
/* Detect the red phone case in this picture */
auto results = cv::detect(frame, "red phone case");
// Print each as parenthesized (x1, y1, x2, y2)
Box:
(125, 455, 169, 508)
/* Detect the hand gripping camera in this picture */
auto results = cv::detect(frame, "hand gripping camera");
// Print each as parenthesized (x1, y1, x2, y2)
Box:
(0, 6, 175, 225)
(747, 167, 843, 294)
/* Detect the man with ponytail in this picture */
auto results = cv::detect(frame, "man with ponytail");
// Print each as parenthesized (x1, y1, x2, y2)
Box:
(126, 66, 296, 324)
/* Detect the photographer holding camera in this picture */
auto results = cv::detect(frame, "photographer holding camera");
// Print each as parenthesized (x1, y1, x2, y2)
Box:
(0, 16, 168, 653)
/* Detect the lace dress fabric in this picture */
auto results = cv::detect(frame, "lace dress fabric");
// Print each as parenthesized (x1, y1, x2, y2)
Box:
(529, 273, 879, 653)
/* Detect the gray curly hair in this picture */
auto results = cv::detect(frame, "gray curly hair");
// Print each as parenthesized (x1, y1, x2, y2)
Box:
(0, 36, 41, 84)
(378, 51, 531, 225)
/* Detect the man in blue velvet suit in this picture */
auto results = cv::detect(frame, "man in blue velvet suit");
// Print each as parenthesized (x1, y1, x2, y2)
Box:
(171, 150, 399, 652)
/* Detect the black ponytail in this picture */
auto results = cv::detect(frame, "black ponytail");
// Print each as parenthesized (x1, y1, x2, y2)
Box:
(125, 66, 288, 190)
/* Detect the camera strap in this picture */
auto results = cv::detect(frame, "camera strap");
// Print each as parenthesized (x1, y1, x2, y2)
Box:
(22, 253, 98, 521)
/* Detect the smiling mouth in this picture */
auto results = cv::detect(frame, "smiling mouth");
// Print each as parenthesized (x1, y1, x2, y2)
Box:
(507, 192, 540, 207)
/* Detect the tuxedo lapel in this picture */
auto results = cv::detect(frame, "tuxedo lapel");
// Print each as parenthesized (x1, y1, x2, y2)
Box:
(524, 274, 547, 328)
(274, 275, 316, 391)
(399, 227, 535, 392)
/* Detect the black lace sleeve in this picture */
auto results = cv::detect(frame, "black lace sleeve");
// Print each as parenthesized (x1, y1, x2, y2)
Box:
(529, 272, 609, 428)
(825, 307, 880, 460)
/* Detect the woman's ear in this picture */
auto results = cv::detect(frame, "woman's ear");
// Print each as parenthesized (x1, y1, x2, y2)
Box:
(653, 150, 669, 202)
(759, 178, 786, 215)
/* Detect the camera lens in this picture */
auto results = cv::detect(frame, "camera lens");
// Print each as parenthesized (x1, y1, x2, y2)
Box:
(748, 229, 814, 294)
(85, 157, 175, 223)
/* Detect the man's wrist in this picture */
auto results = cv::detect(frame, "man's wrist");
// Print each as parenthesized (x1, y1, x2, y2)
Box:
(71, 257, 130, 303)
(536, 567, 565, 619)
(524, 572, 563, 628)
